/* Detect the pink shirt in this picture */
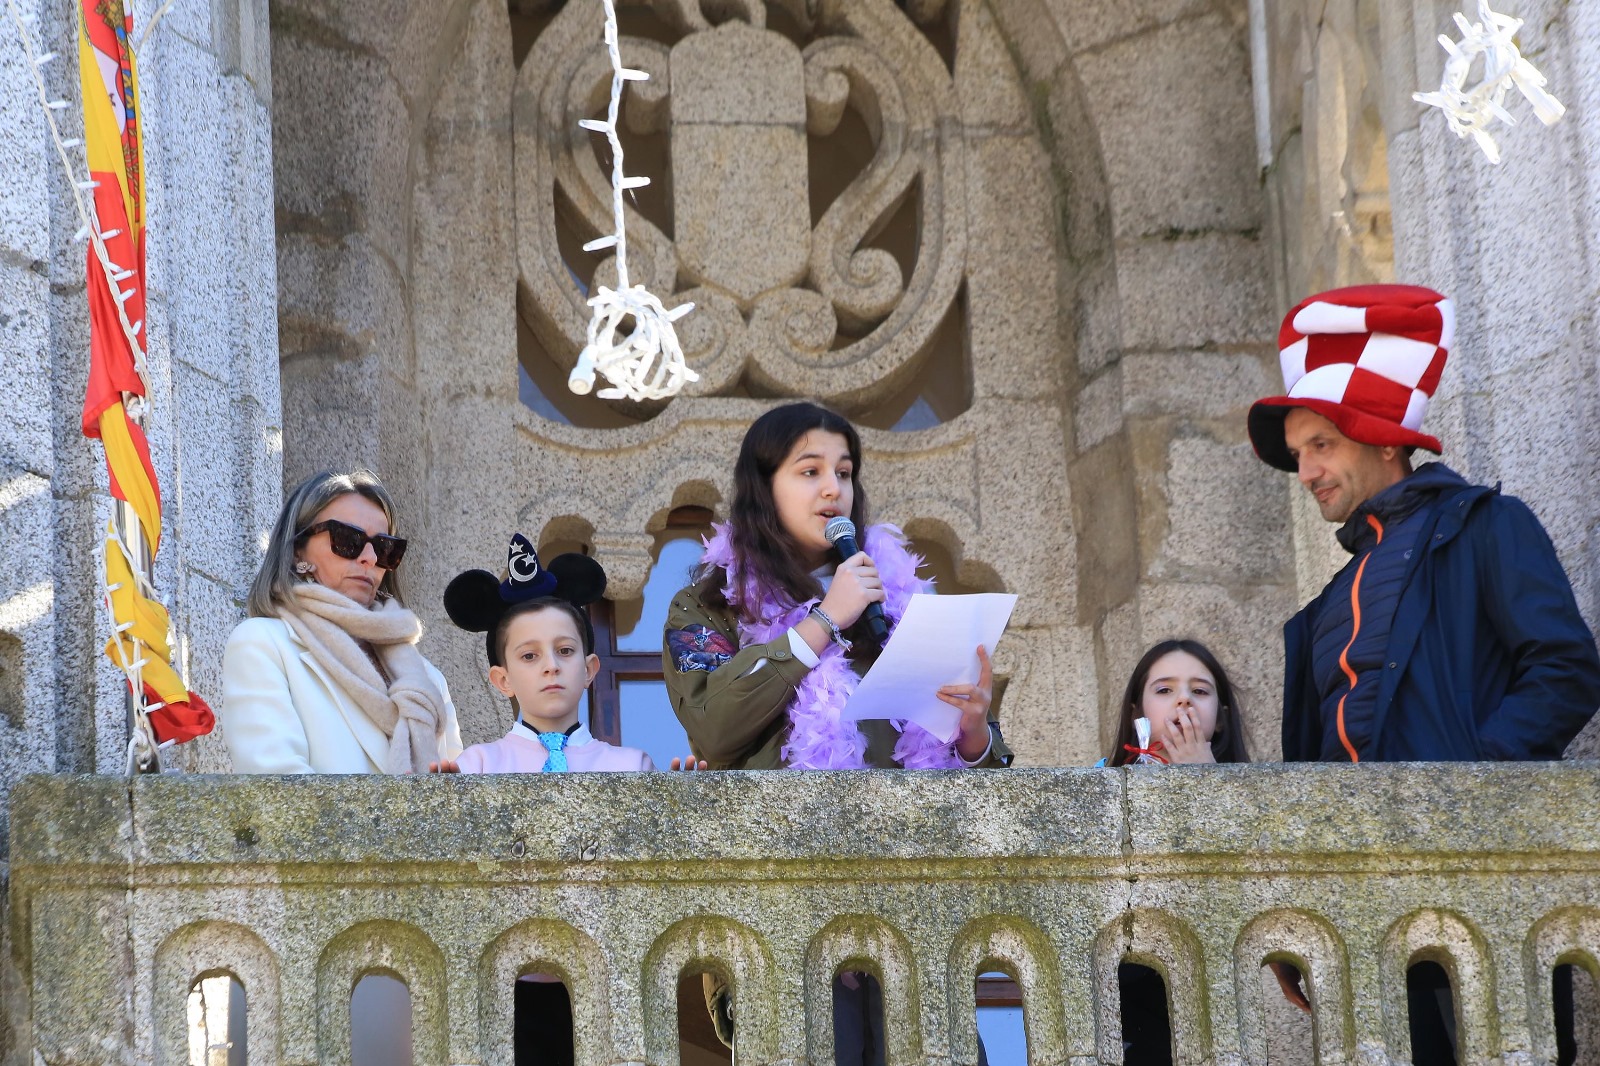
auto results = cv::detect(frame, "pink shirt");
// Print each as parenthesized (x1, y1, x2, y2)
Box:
(455, 721, 654, 774)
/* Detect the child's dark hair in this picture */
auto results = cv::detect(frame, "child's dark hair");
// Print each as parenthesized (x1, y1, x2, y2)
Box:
(490, 597, 595, 667)
(1109, 639, 1250, 765)
(701, 400, 870, 600)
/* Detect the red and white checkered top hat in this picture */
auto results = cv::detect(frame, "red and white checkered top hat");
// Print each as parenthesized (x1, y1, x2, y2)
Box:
(1248, 284, 1453, 472)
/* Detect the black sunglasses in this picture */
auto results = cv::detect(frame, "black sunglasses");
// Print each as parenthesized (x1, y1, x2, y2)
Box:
(295, 519, 408, 570)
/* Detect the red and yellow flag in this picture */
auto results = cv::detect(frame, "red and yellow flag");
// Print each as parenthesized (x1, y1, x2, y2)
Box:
(77, 1, 211, 745)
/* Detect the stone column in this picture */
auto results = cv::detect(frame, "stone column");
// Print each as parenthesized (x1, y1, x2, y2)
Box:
(1020, 0, 1299, 760)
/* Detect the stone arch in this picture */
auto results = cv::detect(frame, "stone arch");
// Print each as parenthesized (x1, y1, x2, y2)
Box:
(642, 914, 778, 1066)
(1093, 909, 1209, 1064)
(900, 516, 1006, 595)
(947, 914, 1069, 1066)
(1524, 906, 1600, 1063)
(1380, 908, 1497, 1062)
(804, 914, 922, 1066)
(1233, 907, 1352, 1065)
(478, 917, 613, 1066)
(315, 918, 448, 1066)
(152, 920, 279, 1066)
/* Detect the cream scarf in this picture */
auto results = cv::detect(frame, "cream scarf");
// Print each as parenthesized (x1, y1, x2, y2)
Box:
(278, 583, 445, 774)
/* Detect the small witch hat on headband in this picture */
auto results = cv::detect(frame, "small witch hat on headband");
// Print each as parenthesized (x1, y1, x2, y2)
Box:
(443, 533, 607, 665)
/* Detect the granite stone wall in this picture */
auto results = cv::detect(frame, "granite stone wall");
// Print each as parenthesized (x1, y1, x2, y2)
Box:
(0, 1, 281, 1059)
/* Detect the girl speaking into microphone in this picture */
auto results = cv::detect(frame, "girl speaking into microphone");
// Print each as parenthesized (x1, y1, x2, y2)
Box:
(660, 401, 1011, 771)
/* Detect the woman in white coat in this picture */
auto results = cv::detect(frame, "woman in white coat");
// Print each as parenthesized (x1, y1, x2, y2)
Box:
(222, 469, 463, 773)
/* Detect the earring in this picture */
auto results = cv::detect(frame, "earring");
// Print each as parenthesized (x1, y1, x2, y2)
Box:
(294, 561, 315, 576)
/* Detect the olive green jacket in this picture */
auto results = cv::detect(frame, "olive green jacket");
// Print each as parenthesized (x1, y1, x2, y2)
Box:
(662, 574, 1013, 770)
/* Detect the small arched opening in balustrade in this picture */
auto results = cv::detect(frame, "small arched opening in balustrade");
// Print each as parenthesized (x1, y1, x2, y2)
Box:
(974, 969, 1027, 1065)
(1551, 954, 1599, 1066)
(830, 964, 888, 1064)
(1117, 961, 1174, 1066)
(350, 970, 413, 1066)
(1404, 956, 1458, 1066)
(677, 967, 734, 1065)
(186, 971, 247, 1066)
(514, 972, 575, 1066)
(1257, 958, 1313, 1064)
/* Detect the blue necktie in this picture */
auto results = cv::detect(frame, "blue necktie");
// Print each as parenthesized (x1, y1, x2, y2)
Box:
(539, 732, 570, 772)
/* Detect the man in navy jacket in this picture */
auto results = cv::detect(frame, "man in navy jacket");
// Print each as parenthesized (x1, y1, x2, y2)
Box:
(1248, 284, 1600, 763)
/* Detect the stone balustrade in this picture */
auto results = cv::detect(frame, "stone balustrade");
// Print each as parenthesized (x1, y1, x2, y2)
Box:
(7, 764, 1599, 1064)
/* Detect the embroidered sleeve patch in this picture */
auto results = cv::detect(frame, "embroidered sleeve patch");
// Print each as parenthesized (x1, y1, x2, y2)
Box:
(670, 625, 737, 673)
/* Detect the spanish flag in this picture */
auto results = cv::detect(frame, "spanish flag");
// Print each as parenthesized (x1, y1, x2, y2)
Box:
(78, 1, 211, 744)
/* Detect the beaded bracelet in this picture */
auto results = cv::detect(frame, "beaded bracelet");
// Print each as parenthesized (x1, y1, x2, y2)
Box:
(807, 605, 852, 652)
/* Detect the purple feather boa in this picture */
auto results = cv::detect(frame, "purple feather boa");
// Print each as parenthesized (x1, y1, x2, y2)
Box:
(698, 522, 963, 770)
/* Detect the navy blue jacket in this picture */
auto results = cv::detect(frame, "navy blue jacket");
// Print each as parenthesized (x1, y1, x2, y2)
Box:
(1283, 470, 1600, 762)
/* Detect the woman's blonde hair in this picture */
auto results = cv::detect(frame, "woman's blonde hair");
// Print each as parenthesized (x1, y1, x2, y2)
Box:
(248, 469, 402, 617)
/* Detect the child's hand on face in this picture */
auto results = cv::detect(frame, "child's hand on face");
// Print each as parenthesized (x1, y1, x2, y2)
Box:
(939, 645, 995, 761)
(1159, 706, 1215, 764)
(428, 759, 461, 774)
(669, 755, 709, 771)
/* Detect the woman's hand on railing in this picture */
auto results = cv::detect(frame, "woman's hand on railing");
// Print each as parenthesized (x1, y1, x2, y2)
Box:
(940, 645, 994, 762)
(669, 755, 710, 771)
(428, 759, 461, 774)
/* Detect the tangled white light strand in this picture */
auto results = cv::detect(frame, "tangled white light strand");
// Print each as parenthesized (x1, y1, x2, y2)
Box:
(567, 0, 698, 402)
(1412, 0, 1565, 164)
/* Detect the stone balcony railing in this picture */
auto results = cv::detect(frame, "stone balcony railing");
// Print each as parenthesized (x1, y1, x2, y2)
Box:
(6, 764, 1599, 1065)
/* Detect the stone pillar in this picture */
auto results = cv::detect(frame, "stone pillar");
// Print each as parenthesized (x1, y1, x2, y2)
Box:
(1253, 0, 1395, 605)
(1013, 0, 1298, 759)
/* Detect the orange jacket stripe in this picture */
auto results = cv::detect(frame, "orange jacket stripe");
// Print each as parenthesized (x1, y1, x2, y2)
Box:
(1334, 514, 1386, 762)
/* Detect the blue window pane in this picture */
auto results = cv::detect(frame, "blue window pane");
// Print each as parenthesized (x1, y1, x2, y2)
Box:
(619, 679, 693, 769)
(616, 535, 707, 652)
(976, 1005, 1027, 1065)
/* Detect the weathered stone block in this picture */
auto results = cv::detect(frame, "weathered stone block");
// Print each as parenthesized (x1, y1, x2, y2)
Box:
(0, 264, 51, 475)
(1114, 233, 1275, 350)
(1043, 0, 1215, 57)
(1119, 351, 1275, 419)
(270, 32, 409, 259)
(1157, 433, 1291, 584)
(1074, 14, 1260, 241)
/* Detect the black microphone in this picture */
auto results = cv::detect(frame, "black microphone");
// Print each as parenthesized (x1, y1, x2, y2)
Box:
(825, 516, 889, 643)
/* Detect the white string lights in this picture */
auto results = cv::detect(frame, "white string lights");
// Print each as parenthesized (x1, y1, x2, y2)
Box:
(1412, 0, 1566, 164)
(567, 0, 698, 402)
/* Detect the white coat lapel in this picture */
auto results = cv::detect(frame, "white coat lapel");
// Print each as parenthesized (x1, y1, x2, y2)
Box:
(285, 628, 392, 772)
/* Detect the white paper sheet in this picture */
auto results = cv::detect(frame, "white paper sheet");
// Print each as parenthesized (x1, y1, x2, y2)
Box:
(839, 593, 1019, 743)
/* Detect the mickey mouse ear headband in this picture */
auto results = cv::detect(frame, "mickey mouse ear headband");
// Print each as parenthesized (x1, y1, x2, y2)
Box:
(444, 533, 607, 664)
